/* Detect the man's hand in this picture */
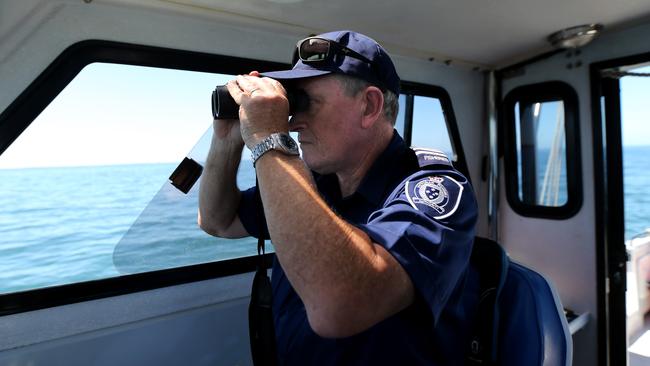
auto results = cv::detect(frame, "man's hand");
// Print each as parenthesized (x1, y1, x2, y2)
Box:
(213, 117, 244, 146)
(198, 89, 248, 239)
(226, 71, 291, 148)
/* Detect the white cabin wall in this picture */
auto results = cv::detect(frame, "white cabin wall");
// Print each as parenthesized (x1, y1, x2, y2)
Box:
(500, 57, 599, 365)
(499, 20, 650, 366)
(0, 274, 255, 365)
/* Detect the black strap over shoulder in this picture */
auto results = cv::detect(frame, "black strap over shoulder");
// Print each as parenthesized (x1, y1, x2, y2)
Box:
(465, 237, 509, 366)
(248, 178, 278, 366)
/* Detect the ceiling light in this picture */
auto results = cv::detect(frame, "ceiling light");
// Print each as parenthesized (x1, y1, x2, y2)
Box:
(548, 24, 603, 49)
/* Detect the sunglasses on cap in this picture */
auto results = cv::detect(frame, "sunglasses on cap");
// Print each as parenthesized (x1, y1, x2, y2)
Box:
(292, 37, 375, 69)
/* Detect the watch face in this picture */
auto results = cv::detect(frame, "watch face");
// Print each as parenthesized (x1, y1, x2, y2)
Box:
(280, 134, 297, 150)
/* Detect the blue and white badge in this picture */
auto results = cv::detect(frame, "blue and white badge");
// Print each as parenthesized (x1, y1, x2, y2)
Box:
(405, 175, 464, 219)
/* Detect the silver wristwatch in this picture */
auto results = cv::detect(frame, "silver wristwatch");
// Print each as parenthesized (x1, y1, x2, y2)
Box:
(251, 132, 300, 166)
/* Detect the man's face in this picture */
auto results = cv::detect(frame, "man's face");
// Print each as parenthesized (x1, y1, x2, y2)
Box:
(289, 75, 364, 175)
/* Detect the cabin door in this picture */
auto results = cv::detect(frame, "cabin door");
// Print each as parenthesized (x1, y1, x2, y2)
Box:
(594, 60, 650, 366)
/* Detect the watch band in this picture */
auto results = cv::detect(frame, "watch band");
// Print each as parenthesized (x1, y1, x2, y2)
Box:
(251, 133, 299, 166)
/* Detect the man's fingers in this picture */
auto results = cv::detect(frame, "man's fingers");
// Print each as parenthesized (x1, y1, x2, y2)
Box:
(226, 75, 261, 105)
(226, 79, 244, 104)
(227, 74, 288, 117)
(264, 77, 286, 94)
(236, 75, 262, 95)
(238, 74, 286, 97)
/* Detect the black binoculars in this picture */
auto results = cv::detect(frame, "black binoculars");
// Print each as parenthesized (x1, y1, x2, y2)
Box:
(211, 85, 309, 120)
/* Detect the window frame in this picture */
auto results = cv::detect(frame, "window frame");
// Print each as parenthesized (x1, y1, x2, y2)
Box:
(400, 81, 470, 182)
(0, 40, 465, 315)
(0, 40, 287, 315)
(502, 81, 582, 219)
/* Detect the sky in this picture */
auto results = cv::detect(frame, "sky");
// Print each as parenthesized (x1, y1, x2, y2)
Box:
(620, 65, 650, 146)
(0, 63, 230, 169)
(0, 62, 647, 169)
(0, 62, 451, 169)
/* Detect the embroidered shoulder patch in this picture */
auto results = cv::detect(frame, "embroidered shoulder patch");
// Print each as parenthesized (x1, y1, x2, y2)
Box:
(405, 175, 464, 219)
(412, 147, 452, 168)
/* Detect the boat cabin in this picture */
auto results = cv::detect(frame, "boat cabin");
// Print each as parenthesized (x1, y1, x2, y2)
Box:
(1, 0, 650, 365)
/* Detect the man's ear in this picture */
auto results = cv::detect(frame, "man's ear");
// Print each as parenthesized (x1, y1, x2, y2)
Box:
(360, 86, 384, 129)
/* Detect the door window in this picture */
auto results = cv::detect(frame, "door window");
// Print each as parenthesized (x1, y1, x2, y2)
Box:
(503, 82, 582, 218)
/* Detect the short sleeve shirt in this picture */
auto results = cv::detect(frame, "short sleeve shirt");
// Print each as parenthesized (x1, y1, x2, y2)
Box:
(238, 131, 478, 365)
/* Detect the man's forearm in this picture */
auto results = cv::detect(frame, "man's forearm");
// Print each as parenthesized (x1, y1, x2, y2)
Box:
(255, 151, 414, 337)
(198, 133, 245, 238)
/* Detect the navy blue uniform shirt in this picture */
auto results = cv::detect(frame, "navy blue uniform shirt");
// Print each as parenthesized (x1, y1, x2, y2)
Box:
(239, 132, 478, 365)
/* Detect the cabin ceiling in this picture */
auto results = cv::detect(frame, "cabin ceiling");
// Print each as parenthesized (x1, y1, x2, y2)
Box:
(2, 0, 650, 70)
(163, 0, 650, 68)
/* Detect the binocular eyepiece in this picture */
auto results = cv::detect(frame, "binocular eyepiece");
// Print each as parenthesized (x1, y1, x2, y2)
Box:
(211, 85, 309, 120)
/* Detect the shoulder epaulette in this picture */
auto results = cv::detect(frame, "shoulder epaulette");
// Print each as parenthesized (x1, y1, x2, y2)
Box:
(411, 147, 453, 169)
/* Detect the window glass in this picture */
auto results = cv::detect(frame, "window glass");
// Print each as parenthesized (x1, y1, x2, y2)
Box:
(514, 100, 568, 206)
(410, 96, 454, 158)
(0, 63, 258, 294)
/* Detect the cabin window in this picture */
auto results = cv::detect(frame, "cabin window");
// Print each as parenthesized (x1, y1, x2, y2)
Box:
(410, 95, 454, 157)
(398, 83, 468, 178)
(0, 41, 467, 314)
(0, 62, 260, 294)
(503, 81, 582, 218)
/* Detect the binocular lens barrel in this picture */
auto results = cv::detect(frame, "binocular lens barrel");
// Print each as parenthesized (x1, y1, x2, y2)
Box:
(212, 85, 239, 120)
(211, 85, 309, 120)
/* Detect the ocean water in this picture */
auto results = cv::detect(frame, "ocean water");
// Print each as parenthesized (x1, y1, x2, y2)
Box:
(0, 162, 259, 294)
(623, 146, 650, 240)
(1, 147, 649, 294)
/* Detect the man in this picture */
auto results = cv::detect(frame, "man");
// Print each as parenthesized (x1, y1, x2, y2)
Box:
(199, 30, 477, 365)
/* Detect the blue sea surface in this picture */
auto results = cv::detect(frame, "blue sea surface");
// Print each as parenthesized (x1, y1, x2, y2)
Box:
(624, 146, 650, 240)
(1, 147, 649, 294)
(0, 162, 258, 294)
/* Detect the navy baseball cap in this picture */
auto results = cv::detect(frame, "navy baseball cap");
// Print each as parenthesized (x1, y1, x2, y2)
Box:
(262, 30, 400, 94)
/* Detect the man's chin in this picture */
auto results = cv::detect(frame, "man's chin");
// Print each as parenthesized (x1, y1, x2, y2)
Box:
(302, 157, 317, 172)
(302, 156, 326, 175)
